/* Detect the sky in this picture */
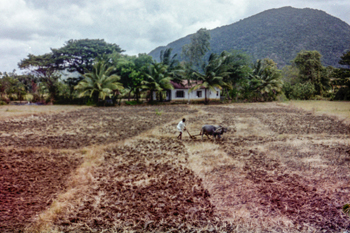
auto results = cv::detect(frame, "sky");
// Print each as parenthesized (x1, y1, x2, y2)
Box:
(0, 0, 349, 73)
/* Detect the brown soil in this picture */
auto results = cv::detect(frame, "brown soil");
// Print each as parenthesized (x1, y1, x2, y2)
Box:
(1, 104, 350, 232)
(0, 148, 82, 232)
(201, 106, 350, 232)
(55, 138, 225, 232)
(0, 106, 196, 149)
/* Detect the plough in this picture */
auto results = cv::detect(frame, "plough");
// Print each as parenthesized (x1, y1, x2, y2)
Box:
(186, 129, 200, 139)
(186, 129, 210, 139)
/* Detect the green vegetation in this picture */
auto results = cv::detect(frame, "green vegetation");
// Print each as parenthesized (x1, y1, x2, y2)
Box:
(155, 108, 163, 115)
(74, 61, 123, 104)
(249, 59, 283, 101)
(143, 62, 174, 102)
(190, 53, 231, 104)
(124, 100, 143, 105)
(18, 39, 123, 75)
(2, 42, 349, 105)
(181, 28, 211, 69)
(1, 7, 350, 105)
(150, 7, 350, 68)
(333, 51, 350, 100)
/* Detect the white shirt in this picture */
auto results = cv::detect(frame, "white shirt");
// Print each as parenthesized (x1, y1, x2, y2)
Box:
(177, 120, 185, 132)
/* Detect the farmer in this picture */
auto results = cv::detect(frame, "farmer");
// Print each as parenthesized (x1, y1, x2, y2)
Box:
(177, 118, 186, 140)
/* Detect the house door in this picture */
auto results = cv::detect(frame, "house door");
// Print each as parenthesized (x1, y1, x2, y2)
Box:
(166, 90, 171, 101)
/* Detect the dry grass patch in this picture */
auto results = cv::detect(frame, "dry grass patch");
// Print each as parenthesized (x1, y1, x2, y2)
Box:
(282, 100, 350, 122)
(234, 116, 275, 138)
(0, 105, 88, 120)
(186, 142, 228, 175)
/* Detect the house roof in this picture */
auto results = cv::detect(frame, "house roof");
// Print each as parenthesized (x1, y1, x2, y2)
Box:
(171, 80, 203, 89)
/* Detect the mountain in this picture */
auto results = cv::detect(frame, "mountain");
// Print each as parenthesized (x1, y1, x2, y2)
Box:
(149, 7, 350, 68)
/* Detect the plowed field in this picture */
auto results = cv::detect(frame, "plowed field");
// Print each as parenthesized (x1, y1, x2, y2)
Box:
(1, 104, 350, 232)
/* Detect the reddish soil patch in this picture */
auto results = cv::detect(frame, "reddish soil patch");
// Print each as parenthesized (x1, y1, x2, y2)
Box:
(204, 106, 350, 135)
(2, 105, 350, 232)
(55, 139, 227, 232)
(243, 153, 350, 232)
(203, 106, 350, 232)
(0, 149, 82, 232)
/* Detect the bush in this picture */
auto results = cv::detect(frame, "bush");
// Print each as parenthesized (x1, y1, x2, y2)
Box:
(86, 99, 95, 106)
(282, 82, 293, 99)
(334, 87, 350, 100)
(0, 100, 7, 105)
(125, 100, 143, 105)
(277, 92, 288, 102)
(312, 95, 325, 100)
(9, 93, 18, 101)
(283, 81, 315, 100)
(228, 88, 238, 100)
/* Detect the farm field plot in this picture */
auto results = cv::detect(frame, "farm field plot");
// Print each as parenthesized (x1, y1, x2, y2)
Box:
(1, 104, 350, 232)
(0, 106, 196, 149)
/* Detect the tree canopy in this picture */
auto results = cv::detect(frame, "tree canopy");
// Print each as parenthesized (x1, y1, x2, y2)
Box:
(19, 39, 124, 75)
(181, 28, 211, 69)
(74, 61, 123, 103)
(292, 50, 329, 96)
(249, 59, 283, 101)
(191, 53, 231, 104)
(333, 50, 350, 100)
(143, 62, 174, 102)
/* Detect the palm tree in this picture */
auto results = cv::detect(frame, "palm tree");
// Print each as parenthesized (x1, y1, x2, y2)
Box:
(190, 53, 231, 104)
(74, 61, 123, 104)
(143, 62, 174, 102)
(160, 48, 179, 70)
(249, 59, 283, 101)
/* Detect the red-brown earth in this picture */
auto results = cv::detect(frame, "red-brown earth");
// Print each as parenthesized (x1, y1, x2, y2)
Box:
(0, 104, 350, 232)
(0, 148, 82, 232)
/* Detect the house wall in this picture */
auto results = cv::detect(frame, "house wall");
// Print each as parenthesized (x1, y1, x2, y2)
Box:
(152, 91, 172, 101)
(151, 88, 220, 101)
(172, 88, 220, 100)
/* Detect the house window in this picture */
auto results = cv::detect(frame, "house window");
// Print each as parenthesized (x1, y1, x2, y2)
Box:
(176, 90, 184, 98)
(197, 91, 202, 97)
(216, 91, 219, 96)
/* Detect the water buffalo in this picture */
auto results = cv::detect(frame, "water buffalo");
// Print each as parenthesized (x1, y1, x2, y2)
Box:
(200, 125, 228, 141)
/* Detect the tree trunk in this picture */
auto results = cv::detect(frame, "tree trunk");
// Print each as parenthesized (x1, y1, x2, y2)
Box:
(160, 91, 163, 102)
(136, 89, 139, 102)
(149, 90, 154, 103)
(205, 88, 208, 104)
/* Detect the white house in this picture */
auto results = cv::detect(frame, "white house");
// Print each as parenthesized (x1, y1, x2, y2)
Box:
(152, 80, 221, 102)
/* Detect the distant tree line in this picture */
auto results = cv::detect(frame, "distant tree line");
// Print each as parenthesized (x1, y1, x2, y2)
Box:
(1, 31, 349, 106)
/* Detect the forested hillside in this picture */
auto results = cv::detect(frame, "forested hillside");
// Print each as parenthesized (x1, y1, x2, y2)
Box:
(149, 7, 350, 67)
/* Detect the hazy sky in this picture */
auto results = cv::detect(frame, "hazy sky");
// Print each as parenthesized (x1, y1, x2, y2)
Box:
(1, 0, 349, 73)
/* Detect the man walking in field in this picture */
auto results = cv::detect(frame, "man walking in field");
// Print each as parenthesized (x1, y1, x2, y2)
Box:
(177, 118, 186, 140)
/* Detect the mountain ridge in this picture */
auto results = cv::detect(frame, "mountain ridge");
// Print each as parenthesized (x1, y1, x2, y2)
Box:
(149, 6, 350, 68)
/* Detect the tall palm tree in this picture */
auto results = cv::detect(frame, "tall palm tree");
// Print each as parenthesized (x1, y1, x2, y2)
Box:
(190, 53, 231, 104)
(160, 48, 179, 70)
(143, 62, 173, 102)
(249, 59, 283, 101)
(74, 61, 123, 104)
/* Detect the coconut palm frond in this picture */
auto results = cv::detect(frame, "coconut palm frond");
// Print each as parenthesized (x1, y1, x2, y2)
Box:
(75, 61, 123, 102)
